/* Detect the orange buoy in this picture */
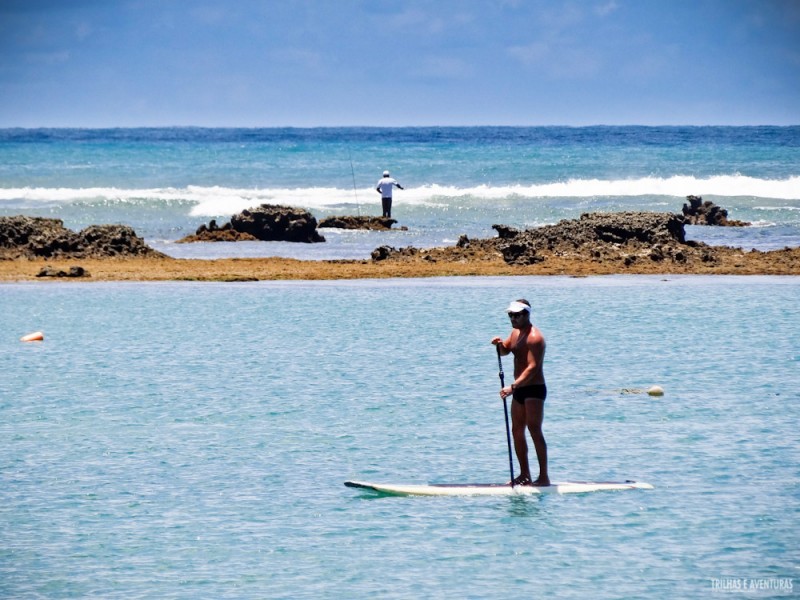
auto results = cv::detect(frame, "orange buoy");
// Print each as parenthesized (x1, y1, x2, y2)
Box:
(20, 331, 44, 342)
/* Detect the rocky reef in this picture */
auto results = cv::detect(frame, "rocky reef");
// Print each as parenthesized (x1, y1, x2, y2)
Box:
(318, 215, 406, 231)
(0, 216, 166, 260)
(36, 265, 90, 278)
(177, 219, 257, 242)
(371, 211, 727, 268)
(492, 211, 692, 266)
(682, 195, 750, 226)
(179, 204, 325, 243)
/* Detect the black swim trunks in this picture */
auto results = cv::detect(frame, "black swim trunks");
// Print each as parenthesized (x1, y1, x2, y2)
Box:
(513, 383, 547, 405)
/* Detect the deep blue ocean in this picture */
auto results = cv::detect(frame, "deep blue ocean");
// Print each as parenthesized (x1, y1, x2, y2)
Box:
(1, 128, 799, 598)
(0, 126, 798, 258)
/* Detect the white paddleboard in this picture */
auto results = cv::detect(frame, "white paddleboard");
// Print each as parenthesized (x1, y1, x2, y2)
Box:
(345, 479, 654, 496)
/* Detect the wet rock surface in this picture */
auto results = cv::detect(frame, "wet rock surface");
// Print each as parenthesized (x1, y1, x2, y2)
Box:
(318, 215, 405, 231)
(492, 211, 688, 266)
(2, 206, 797, 280)
(36, 265, 90, 278)
(682, 195, 750, 226)
(231, 204, 325, 243)
(179, 204, 325, 243)
(370, 211, 759, 269)
(177, 219, 258, 243)
(0, 216, 166, 259)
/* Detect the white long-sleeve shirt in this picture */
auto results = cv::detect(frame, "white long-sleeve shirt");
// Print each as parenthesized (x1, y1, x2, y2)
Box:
(376, 176, 401, 198)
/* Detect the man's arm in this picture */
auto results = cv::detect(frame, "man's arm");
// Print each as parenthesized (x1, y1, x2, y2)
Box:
(491, 335, 513, 355)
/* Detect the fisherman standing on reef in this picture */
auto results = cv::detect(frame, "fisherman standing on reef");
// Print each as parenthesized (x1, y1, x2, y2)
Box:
(491, 299, 550, 486)
(376, 170, 404, 218)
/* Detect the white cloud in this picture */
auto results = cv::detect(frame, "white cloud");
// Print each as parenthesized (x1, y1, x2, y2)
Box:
(538, 3, 585, 29)
(594, 1, 619, 17)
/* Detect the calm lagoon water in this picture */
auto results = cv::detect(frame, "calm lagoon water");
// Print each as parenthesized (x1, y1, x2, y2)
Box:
(1, 275, 798, 598)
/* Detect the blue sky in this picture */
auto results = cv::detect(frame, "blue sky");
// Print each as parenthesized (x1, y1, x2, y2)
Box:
(0, 0, 798, 127)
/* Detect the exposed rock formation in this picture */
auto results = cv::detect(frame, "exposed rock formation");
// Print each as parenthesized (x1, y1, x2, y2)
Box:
(232, 204, 325, 242)
(372, 245, 422, 261)
(36, 265, 89, 278)
(176, 219, 257, 243)
(318, 215, 406, 231)
(492, 211, 688, 266)
(179, 204, 325, 243)
(682, 195, 750, 226)
(371, 211, 728, 268)
(0, 216, 166, 259)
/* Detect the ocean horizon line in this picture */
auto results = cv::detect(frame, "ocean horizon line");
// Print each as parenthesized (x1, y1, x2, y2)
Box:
(2, 124, 799, 132)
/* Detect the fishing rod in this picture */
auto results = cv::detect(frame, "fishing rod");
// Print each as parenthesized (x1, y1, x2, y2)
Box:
(347, 146, 360, 217)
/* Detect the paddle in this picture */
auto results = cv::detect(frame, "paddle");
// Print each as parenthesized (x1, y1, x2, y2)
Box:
(496, 345, 515, 487)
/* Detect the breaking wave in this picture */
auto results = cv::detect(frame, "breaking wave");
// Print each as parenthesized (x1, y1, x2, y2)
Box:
(0, 174, 797, 217)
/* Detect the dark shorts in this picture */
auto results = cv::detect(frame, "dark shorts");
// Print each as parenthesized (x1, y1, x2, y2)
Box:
(513, 384, 547, 405)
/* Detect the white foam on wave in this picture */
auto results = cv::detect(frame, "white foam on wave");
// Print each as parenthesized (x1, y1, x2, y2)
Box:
(0, 186, 195, 203)
(416, 175, 800, 200)
(185, 186, 432, 216)
(1, 175, 797, 215)
(0, 185, 448, 214)
(754, 205, 800, 211)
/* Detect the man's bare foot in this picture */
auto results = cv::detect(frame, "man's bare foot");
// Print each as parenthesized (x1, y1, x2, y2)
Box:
(532, 478, 550, 486)
(508, 474, 533, 486)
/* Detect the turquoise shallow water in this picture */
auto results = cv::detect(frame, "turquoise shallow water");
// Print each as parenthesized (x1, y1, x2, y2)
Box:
(1, 276, 799, 598)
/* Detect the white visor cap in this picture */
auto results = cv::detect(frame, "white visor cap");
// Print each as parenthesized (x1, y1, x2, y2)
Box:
(506, 301, 531, 314)
(383, 170, 390, 176)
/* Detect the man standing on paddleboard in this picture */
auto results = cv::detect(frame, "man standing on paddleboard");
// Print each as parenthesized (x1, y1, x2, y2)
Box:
(375, 170, 404, 218)
(491, 299, 550, 486)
